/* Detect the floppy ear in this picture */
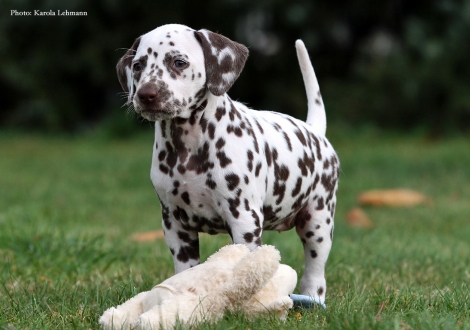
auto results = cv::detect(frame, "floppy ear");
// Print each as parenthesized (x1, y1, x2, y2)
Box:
(116, 37, 141, 102)
(194, 29, 249, 96)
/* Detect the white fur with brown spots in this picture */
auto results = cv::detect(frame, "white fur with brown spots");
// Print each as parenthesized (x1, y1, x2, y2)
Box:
(116, 24, 339, 304)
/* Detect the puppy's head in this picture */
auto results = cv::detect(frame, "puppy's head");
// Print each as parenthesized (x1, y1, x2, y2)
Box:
(117, 24, 248, 121)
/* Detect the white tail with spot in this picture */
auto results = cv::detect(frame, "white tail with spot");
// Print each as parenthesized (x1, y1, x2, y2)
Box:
(295, 40, 326, 136)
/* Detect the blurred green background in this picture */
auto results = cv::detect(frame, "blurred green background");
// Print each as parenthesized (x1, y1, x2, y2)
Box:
(2, 2, 470, 328)
(1, 0, 469, 135)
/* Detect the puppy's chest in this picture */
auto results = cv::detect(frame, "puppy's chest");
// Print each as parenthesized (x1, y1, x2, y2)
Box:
(151, 151, 218, 213)
(150, 102, 250, 209)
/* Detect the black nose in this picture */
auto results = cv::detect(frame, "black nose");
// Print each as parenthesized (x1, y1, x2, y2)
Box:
(137, 84, 157, 105)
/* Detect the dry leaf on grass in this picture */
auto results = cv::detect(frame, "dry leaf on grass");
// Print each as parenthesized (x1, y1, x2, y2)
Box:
(131, 230, 165, 242)
(358, 189, 430, 207)
(346, 208, 374, 228)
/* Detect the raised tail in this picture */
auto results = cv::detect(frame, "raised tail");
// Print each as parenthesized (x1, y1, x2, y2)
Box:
(295, 40, 326, 135)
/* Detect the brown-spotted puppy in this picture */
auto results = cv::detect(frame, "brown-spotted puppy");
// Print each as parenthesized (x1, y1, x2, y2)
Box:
(117, 24, 339, 305)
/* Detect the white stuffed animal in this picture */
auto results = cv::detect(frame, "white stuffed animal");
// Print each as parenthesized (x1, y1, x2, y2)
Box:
(99, 245, 297, 330)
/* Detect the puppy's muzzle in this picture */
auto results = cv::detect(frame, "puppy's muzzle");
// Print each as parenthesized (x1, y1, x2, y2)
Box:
(134, 82, 174, 120)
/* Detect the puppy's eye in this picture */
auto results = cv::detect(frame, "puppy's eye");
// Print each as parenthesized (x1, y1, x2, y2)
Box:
(173, 60, 187, 69)
(133, 63, 142, 72)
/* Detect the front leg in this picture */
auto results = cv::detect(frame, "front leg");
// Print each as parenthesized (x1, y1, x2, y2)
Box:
(161, 204, 200, 273)
(224, 192, 263, 250)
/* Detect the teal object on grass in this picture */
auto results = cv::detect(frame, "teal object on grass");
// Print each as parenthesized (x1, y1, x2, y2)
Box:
(290, 294, 326, 309)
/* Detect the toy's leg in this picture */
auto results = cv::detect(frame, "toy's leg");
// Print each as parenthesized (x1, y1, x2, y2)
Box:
(99, 291, 147, 330)
(244, 265, 296, 318)
(226, 245, 280, 307)
(140, 287, 174, 313)
(166, 246, 280, 324)
(134, 246, 282, 329)
(259, 296, 294, 320)
(135, 296, 209, 330)
(295, 197, 335, 304)
(134, 298, 179, 330)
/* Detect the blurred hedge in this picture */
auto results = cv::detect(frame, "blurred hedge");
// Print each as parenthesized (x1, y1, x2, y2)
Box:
(1, 0, 469, 134)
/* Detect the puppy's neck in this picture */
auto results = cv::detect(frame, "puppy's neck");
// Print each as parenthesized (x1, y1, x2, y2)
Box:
(155, 93, 227, 155)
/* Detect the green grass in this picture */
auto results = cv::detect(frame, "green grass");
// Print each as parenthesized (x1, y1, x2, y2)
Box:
(1, 128, 469, 329)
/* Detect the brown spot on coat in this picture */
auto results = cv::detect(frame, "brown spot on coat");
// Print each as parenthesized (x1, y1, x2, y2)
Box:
(294, 205, 311, 229)
(316, 197, 325, 210)
(255, 163, 262, 177)
(283, 132, 293, 151)
(254, 119, 264, 134)
(172, 181, 180, 195)
(208, 123, 216, 139)
(225, 173, 240, 191)
(295, 129, 307, 146)
(177, 243, 199, 262)
(264, 143, 272, 166)
(216, 151, 232, 168)
(161, 203, 171, 230)
(228, 197, 241, 218)
(243, 232, 254, 243)
(247, 150, 254, 171)
(186, 142, 214, 174)
(215, 138, 225, 149)
(252, 210, 260, 227)
(181, 192, 191, 205)
(292, 177, 302, 197)
(206, 173, 217, 189)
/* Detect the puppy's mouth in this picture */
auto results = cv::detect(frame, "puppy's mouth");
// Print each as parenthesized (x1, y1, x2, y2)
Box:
(137, 107, 174, 121)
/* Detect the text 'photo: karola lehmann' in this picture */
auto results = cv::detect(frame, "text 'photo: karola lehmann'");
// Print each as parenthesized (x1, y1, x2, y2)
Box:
(11, 9, 87, 16)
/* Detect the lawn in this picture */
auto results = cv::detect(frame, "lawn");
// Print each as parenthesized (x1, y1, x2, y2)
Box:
(1, 128, 469, 329)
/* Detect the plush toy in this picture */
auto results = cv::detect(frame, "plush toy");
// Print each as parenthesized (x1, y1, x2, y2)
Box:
(99, 245, 297, 330)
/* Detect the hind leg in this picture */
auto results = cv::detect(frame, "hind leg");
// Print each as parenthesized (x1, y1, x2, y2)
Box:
(295, 197, 336, 303)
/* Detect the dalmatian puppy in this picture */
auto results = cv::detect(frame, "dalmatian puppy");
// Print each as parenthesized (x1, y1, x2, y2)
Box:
(116, 24, 339, 304)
